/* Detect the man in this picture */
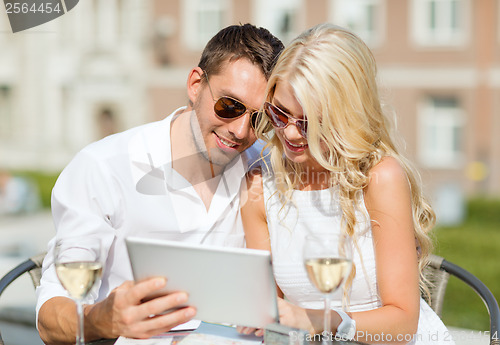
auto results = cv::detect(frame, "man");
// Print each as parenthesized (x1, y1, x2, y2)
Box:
(36, 23, 283, 344)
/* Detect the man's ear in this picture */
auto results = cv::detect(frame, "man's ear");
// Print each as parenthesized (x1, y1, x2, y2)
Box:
(187, 67, 204, 105)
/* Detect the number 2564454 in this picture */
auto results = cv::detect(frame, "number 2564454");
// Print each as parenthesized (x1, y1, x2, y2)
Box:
(5, 2, 62, 14)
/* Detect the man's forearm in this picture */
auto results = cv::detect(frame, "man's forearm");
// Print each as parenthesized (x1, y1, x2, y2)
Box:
(38, 297, 104, 345)
(38, 279, 198, 343)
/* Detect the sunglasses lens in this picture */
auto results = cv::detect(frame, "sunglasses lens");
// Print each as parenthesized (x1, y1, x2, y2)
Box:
(264, 103, 287, 128)
(298, 121, 308, 137)
(214, 97, 246, 119)
(264, 102, 308, 138)
(250, 112, 258, 129)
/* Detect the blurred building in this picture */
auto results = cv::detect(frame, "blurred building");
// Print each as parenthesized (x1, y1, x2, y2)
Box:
(0, 0, 152, 170)
(0, 0, 499, 200)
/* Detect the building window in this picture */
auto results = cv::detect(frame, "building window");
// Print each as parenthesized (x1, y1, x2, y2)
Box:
(183, 0, 228, 50)
(254, 0, 301, 44)
(418, 96, 465, 168)
(411, 0, 469, 46)
(96, 107, 119, 139)
(86, 0, 121, 51)
(329, 0, 385, 46)
(0, 86, 13, 140)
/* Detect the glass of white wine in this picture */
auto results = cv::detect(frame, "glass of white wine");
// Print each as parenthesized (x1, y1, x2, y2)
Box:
(303, 232, 353, 344)
(54, 237, 103, 345)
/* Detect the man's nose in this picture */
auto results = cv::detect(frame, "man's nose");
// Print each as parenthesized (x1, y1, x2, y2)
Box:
(227, 112, 253, 140)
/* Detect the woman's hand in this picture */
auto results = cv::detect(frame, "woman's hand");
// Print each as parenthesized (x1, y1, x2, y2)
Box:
(236, 297, 317, 337)
(277, 298, 316, 334)
(236, 326, 264, 337)
(278, 298, 343, 336)
(236, 297, 316, 337)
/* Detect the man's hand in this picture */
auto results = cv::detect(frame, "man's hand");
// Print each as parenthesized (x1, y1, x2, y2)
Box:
(38, 277, 196, 344)
(87, 277, 196, 339)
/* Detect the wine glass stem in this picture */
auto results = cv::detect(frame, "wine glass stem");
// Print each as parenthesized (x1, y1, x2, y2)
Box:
(76, 300, 85, 345)
(323, 294, 332, 344)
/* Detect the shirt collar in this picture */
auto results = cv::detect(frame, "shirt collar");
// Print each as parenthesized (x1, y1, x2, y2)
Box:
(130, 107, 248, 198)
(129, 107, 182, 195)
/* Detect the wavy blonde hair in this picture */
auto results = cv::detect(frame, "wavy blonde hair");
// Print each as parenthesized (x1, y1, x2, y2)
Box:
(255, 23, 435, 297)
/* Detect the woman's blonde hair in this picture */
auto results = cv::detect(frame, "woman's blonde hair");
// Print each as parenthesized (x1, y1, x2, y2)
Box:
(255, 23, 435, 296)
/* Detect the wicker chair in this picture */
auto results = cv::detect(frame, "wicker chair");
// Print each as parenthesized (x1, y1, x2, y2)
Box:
(0, 252, 46, 345)
(423, 254, 500, 345)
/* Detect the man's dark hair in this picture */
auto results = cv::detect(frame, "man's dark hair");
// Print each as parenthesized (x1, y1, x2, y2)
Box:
(198, 23, 284, 80)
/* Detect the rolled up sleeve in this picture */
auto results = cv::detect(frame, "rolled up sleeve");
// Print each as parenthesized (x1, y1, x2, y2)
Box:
(36, 149, 121, 324)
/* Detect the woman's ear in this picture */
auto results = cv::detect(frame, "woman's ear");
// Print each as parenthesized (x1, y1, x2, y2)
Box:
(187, 67, 204, 105)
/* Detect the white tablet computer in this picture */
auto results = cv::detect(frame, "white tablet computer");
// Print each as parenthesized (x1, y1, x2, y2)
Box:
(125, 237, 279, 328)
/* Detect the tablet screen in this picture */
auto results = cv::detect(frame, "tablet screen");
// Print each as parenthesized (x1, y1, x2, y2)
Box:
(126, 236, 279, 328)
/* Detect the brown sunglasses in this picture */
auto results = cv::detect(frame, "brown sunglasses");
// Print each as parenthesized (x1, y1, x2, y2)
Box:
(263, 101, 308, 138)
(203, 71, 259, 129)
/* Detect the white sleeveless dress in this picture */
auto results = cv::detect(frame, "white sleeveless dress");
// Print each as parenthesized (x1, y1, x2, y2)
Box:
(262, 173, 455, 345)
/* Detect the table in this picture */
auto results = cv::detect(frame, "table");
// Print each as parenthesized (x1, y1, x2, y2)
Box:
(87, 322, 366, 345)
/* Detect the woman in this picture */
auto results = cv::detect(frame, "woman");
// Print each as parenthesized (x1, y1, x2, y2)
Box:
(241, 23, 454, 344)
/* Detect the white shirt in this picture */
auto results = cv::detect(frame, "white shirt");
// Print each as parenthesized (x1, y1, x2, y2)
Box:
(263, 172, 455, 345)
(36, 108, 259, 319)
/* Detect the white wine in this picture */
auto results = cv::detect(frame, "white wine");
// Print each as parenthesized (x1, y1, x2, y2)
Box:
(305, 257, 351, 293)
(56, 261, 103, 300)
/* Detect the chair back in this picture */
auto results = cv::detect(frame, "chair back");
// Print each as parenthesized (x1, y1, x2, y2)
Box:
(0, 253, 46, 345)
(26, 252, 46, 289)
(423, 254, 450, 317)
(423, 254, 500, 345)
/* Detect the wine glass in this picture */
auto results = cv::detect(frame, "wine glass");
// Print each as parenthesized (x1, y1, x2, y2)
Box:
(303, 232, 353, 344)
(54, 237, 103, 345)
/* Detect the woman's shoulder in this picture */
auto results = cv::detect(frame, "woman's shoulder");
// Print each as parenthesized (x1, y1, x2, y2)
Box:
(246, 164, 276, 185)
(364, 156, 411, 205)
(246, 166, 263, 182)
(368, 156, 407, 187)
(244, 166, 265, 195)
